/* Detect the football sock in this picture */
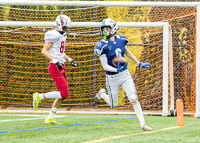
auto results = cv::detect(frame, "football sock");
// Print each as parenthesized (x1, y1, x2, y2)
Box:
(133, 103, 145, 127)
(38, 94, 44, 100)
(48, 107, 58, 119)
(39, 91, 62, 100)
(103, 94, 110, 106)
(101, 93, 107, 99)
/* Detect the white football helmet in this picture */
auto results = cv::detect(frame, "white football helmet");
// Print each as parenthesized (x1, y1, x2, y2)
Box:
(100, 18, 118, 37)
(55, 15, 71, 32)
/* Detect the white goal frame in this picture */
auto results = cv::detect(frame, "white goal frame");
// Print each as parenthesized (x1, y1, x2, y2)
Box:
(0, 21, 170, 116)
(0, 0, 200, 117)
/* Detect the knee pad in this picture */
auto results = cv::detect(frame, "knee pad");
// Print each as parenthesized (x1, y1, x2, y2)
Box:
(127, 94, 138, 103)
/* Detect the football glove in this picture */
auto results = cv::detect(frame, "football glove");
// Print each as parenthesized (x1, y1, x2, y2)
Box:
(68, 58, 78, 67)
(117, 62, 128, 72)
(55, 62, 63, 70)
(71, 59, 78, 67)
(52, 59, 63, 70)
(139, 62, 151, 68)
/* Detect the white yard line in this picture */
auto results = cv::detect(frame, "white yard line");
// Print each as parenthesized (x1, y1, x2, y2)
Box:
(0, 114, 47, 117)
(0, 115, 67, 122)
(0, 117, 47, 122)
(0, 110, 194, 115)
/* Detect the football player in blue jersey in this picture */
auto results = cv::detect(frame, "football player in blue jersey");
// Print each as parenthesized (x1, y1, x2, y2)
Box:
(94, 18, 152, 131)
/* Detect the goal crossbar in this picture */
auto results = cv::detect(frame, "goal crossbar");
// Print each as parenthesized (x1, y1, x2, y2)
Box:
(0, 21, 169, 27)
(1, 0, 200, 7)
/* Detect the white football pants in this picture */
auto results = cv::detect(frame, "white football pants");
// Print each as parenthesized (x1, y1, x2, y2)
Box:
(106, 69, 138, 108)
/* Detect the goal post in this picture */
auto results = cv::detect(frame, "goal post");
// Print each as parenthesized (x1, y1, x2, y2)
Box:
(0, 0, 199, 117)
(196, 5, 200, 118)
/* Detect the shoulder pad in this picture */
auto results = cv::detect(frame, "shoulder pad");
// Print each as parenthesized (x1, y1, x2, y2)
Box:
(44, 30, 59, 43)
(94, 40, 107, 56)
(117, 35, 129, 45)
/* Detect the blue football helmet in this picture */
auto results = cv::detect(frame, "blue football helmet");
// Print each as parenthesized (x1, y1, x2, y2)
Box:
(100, 18, 118, 38)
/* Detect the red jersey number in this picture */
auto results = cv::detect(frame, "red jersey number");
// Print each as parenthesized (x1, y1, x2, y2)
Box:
(60, 41, 66, 53)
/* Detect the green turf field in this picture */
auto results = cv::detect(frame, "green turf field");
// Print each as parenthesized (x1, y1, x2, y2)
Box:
(0, 113, 199, 143)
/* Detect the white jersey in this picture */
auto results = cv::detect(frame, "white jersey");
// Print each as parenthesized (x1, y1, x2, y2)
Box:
(44, 30, 67, 63)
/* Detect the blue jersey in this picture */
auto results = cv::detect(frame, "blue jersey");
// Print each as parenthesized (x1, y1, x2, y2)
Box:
(94, 35, 128, 75)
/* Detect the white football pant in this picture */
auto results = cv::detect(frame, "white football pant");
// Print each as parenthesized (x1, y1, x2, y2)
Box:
(106, 69, 138, 108)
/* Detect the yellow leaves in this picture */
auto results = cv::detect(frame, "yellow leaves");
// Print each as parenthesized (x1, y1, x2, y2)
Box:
(179, 27, 187, 45)
(2, 5, 11, 21)
(126, 46, 144, 74)
(106, 6, 151, 23)
(43, 6, 47, 10)
(178, 27, 194, 63)
(107, 6, 129, 21)
(36, 6, 40, 10)
(54, 6, 58, 10)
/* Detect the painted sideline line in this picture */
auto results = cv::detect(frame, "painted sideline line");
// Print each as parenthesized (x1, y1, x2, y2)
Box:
(0, 109, 164, 115)
(0, 114, 48, 117)
(0, 117, 136, 134)
(0, 115, 67, 122)
(82, 122, 200, 143)
(0, 114, 135, 119)
(0, 117, 47, 122)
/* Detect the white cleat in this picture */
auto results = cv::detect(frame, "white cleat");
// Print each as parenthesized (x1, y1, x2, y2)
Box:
(95, 88, 106, 100)
(141, 122, 152, 131)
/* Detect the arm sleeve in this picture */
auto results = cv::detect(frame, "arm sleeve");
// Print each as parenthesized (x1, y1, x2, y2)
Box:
(44, 31, 58, 43)
(100, 54, 118, 73)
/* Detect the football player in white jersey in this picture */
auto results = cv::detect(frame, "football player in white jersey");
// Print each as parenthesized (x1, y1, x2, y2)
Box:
(94, 18, 152, 131)
(33, 15, 77, 125)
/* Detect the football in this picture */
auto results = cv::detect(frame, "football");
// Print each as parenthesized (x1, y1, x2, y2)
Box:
(112, 56, 127, 67)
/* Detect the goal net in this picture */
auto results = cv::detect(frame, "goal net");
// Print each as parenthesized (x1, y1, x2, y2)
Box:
(0, 1, 199, 116)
